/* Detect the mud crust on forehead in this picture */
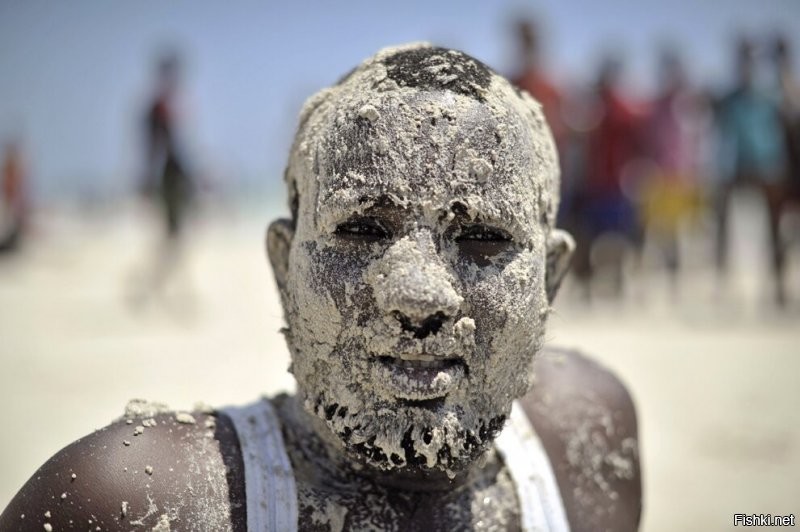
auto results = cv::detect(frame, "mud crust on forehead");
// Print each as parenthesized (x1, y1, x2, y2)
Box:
(379, 46, 493, 103)
(287, 42, 560, 230)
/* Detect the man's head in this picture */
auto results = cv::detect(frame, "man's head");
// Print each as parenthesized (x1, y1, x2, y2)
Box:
(155, 49, 181, 95)
(268, 44, 573, 478)
(516, 19, 541, 66)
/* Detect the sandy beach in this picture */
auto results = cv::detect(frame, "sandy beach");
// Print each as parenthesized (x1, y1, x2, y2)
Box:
(1, 196, 798, 531)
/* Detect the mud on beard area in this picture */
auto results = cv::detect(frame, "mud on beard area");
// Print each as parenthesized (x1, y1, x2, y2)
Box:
(298, 382, 510, 477)
(273, 394, 504, 498)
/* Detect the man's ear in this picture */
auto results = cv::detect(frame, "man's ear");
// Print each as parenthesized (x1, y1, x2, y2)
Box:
(267, 219, 294, 293)
(545, 229, 575, 304)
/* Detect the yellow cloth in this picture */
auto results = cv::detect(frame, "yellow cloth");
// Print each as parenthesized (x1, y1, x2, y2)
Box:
(642, 174, 704, 232)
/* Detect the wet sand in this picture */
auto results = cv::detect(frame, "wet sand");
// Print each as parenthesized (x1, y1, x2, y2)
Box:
(1, 197, 798, 531)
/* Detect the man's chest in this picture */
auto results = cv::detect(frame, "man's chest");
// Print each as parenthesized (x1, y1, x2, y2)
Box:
(293, 470, 522, 532)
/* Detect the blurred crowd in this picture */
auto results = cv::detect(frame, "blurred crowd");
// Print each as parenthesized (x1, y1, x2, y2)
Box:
(511, 21, 800, 307)
(1, 20, 799, 308)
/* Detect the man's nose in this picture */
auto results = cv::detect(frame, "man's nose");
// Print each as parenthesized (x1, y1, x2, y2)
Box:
(367, 230, 463, 338)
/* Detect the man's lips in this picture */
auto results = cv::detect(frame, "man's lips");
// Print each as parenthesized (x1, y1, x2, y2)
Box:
(371, 354, 466, 401)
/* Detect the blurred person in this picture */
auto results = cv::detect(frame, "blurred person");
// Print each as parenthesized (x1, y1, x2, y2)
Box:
(572, 55, 646, 298)
(509, 17, 584, 270)
(772, 36, 800, 202)
(714, 37, 788, 305)
(641, 50, 708, 283)
(511, 18, 567, 148)
(130, 51, 196, 309)
(143, 52, 193, 236)
(770, 35, 800, 304)
(0, 44, 641, 531)
(0, 140, 28, 254)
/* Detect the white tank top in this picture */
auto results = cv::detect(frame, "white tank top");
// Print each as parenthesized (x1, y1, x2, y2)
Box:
(221, 399, 298, 532)
(494, 402, 572, 532)
(222, 399, 570, 532)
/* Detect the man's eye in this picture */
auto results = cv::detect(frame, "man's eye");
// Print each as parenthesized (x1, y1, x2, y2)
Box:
(455, 225, 513, 260)
(455, 225, 512, 243)
(335, 218, 390, 242)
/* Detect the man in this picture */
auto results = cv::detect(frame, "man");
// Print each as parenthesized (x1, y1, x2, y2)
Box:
(0, 140, 27, 254)
(773, 35, 800, 199)
(511, 19, 566, 149)
(572, 55, 646, 298)
(0, 44, 641, 531)
(714, 37, 788, 305)
(128, 51, 197, 311)
(642, 50, 707, 283)
(142, 51, 192, 240)
(771, 35, 800, 303)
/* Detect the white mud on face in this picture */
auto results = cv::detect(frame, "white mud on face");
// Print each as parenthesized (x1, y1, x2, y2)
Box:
(277, 43, 560, 479)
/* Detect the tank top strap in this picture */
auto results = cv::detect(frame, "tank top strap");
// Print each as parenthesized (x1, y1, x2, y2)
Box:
(495, 401, 571, 532)
(221, 398, 298, 532)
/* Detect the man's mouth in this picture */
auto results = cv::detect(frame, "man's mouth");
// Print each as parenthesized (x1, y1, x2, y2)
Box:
(372, 354, 466, 402)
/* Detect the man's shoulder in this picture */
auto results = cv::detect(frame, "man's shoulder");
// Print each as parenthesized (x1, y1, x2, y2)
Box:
(523, 347, 638, 420)
(518, 347, 642, 532)
(0, 401, 246, 531)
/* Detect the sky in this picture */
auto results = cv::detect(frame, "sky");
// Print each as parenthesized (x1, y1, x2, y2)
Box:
(0, 0, 798, 200)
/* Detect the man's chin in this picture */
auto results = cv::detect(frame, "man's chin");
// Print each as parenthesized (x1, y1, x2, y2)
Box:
(342, 433, 494, 481)
(309, 392, 507, 477)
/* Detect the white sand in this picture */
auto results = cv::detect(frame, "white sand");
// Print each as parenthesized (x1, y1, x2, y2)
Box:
(0, 195, 798, 531)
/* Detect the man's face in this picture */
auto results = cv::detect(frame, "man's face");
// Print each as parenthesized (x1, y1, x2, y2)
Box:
(276, 89, 555, 477)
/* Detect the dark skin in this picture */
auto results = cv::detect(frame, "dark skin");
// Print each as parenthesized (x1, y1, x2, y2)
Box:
(0, 350, 640, 531)
(0, 411, 247, 531)
(3, 66, 642, 530)
(521, 349, 642, 531)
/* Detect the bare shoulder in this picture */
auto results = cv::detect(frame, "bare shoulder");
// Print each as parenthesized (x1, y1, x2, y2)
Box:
(0, 401, 246, 531)
(518, 347, 642, 532)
